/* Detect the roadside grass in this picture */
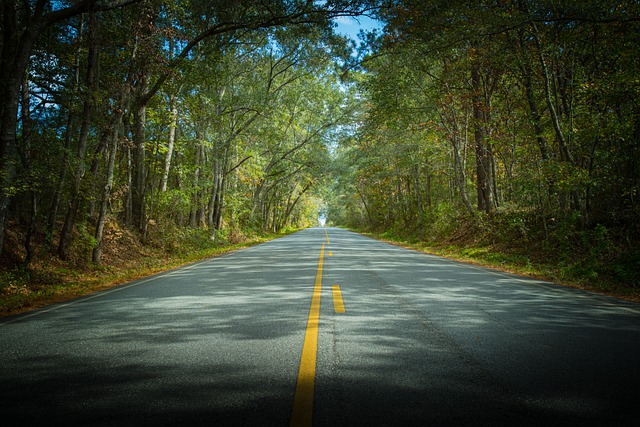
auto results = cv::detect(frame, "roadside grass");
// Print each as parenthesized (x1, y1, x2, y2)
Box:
(348, 220, 640, 303)
(0, 224, 296, 318)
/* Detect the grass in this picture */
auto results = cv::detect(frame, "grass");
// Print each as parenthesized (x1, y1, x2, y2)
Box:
(354, 225, 640, 303)
(0, 225, 296, 318)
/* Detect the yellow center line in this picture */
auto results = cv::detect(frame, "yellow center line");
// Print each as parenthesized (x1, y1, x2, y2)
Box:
(291, 243, 325, 427)
(324, 228, 330, 245)
(332, 285, 346, 314)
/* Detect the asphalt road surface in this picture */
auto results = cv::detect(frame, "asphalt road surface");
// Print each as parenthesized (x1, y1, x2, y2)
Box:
(1, 227, 639, 426)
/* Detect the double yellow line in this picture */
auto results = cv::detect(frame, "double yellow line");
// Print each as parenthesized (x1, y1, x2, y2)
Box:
(291, 230, 345, 426)
(290, 243, 325, 426)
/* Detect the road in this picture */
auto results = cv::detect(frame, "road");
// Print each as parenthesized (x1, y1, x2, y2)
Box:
(1, 227, 639, 426)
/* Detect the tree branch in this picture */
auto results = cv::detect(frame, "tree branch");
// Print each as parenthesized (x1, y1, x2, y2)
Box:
(141, 4, 366, 105)
(44, 0, 143, 26)
(225, 156, 253, 176)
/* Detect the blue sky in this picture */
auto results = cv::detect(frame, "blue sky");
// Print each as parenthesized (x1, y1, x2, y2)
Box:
(333, 15, 383, 41)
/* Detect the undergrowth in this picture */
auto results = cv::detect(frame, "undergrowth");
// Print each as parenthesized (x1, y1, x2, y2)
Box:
(356, 207, 640, 302)
(0, 220, 295, 318)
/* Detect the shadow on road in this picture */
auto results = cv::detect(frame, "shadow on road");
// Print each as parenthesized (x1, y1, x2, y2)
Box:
(1, 228, 639, 426)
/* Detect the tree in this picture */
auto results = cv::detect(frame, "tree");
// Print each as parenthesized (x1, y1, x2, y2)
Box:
(0, 0, 145, 257)
(335, 0, 640, 240)
(1, 0, 376, 262)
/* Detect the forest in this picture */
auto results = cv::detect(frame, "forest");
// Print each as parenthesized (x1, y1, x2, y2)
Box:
(1, 0, 639, 313)
(328, 0, 640, 296)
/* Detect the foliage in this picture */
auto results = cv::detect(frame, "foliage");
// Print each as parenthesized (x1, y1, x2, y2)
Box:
(0, 1, 368, 270)
(0, 220, 293, 317)
(1, 0, 639, 304)
(325, 1, 639, 299)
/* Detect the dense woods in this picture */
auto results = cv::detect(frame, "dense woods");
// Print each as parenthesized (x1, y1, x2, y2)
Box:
(329, 1, 640, 290)
(1, 1, 639, 304)
(0, 0, 367, 268)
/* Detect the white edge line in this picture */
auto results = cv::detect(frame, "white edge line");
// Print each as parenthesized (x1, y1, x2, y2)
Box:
(0, 245, 254, 327)
(351, 229, 640, 316)
(450, 261, 640, 314)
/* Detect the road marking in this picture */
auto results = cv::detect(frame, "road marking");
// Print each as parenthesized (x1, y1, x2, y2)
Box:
(0, 262, 205, 327)
(291, 243, 324, 426)
(332, 285, 345, 313)
(457, 259, 640, 314)
(0, 244, 259, 327)
(328, 251, 333, 257)
(324, 228, 330, 244)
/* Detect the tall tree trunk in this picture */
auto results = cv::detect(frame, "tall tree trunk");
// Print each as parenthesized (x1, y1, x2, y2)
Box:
(414, 163, 423, 216)
(214, 176, 225, 230)
(208, 158, 220, 229)
(160, 37, 179, 193)
(93, 92, 127, 264)
(131, 99, 147, 233)
(190, 137, 204, 227)
(531, 21, 581, 211)
(452, 136, 474, 213)
(48, 18, 84, 242)
(123, 143, 133, 225)
(471, 50, 494, 213)
(0, 3, 41, 257)
(425, 156, 432, 208)
(516, 30, 558, 210)
(251, 179, 266, 221)
(532, 24, 573, 165)
(87, 127, 109, 220)
(516, 29, 550, 163)
(283, 181, 311, 227)
(160, 94, 178, 192)
(48, 111, 75, 241)
(58, 10, 99, 260)
(20, 65, 37, 265)
(129, 0, 157, 234)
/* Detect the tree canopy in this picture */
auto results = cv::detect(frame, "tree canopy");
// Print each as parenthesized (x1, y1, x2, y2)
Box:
(1, 0, 639, 292)
(0, 0, 373, 264)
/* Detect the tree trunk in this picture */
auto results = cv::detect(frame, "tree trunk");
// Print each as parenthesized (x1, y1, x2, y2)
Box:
(20, 67, 37, 266)
(474, 141, 492, 212)
(355, 185, 374, 227)
(452, 136, 474, 213)
(214, 178, 225, 230)
(0, 4, 42, 257)
(48, 22, 83, 242)
(471, 50, 494, 213)
(123, 142, 133, 225)
(93, 94, 126, 264)
(283, 181, 311, 227)
(160, 94, 178, 192)
(531, 21, 581, 211)
(519, 32, 550, 163)
(58, 10, 99, 260)
(87, 128, 109, 221)
(425, 155, 432, 208)
(414, 163, 423, 216)
(160, 36, 178, 193)
(208, 158, 220, 230)
(131, 99, 147, 233)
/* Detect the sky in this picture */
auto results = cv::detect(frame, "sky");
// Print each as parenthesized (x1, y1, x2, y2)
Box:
(333, 15, 384, 41)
